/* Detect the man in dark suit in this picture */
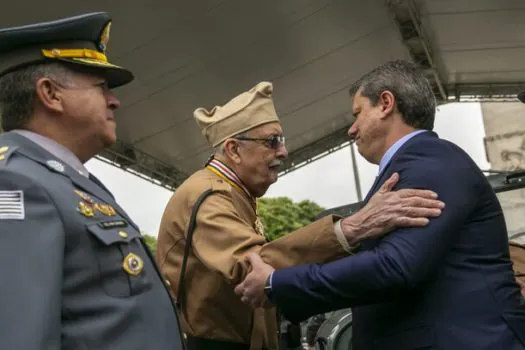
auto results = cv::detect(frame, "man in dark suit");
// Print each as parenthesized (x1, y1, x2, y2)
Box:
(0, 13, 184, 349)
(235, 60, 525, 349)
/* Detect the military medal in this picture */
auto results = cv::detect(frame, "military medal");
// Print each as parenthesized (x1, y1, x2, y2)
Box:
(122, 252, 144, 276)
(94, 203, 116, 216)
(78, 201, 95, 217)
(255, 216, 266, 238)
(74, 190, 94, 204)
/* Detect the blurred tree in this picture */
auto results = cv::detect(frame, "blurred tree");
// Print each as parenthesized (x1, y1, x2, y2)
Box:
(142, 233, 158, 255)
(258, 197, 325, 241)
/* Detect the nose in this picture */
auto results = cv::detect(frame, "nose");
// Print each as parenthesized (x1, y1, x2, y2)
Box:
(106, 91, 121, 110)
(276, 144, 288, 159)
(348, 122, 358, 139)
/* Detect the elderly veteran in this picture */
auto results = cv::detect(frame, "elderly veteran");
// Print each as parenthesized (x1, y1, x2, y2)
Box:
(156, 81, 444, 350)
(0, 13, 184, 350)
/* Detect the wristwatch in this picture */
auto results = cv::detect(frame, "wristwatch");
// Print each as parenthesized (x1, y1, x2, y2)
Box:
(263, 274, 274, 303)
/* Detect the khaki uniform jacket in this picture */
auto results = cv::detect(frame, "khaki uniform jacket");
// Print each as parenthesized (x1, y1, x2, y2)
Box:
(510, 240, 525, 287)
(156, 168, 350, 349)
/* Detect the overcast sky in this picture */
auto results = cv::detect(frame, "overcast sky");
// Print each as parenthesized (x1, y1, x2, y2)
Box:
(85, 102, 489, 237)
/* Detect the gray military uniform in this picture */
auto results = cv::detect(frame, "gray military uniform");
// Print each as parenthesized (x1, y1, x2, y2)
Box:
(0, 131, 184, 350)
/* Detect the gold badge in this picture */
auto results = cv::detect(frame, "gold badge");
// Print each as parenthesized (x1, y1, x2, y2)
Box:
(74, 190, 94, 204)
(78, 201, 95, 217)
(98, 21, 111, 53)
(122, 253, 144, 276)
(94, 203, 116, 216)
(255, 216, 265, 237)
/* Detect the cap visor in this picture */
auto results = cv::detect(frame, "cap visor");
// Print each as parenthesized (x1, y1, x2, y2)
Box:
(59, 57, 134, 88)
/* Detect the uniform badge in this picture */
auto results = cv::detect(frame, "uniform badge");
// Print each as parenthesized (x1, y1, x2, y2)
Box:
(122, 252, 144, 276)
(94, 203, 116, 216)
(0, 190, 24, 220)
(98, 21, 111, 53)
(46, 160, 65, 173)
(78, 201, 95, 217)
(74, 190, 94, 204)
(255, 216, 265, 237)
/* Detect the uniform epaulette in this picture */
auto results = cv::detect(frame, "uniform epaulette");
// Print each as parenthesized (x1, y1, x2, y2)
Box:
(210, 177, 232, 192)
(0, 145, 19, 168)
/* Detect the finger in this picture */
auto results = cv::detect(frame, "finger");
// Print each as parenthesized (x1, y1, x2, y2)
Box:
(394, 217, 430, 227)
(401, 197, 445, 209)
(233, 284, 244, 296)
(408, 207, 442, 218)
(396, 188, 439, 199)
(245, 252, 263, 267)
(378, 173, 399, 193)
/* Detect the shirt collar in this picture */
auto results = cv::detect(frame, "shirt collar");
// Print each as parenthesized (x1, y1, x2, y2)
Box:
(378, 129, 427, 175)
(12, 129, 90, 178)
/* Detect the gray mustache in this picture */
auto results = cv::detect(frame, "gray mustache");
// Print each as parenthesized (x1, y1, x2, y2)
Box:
(269, 160, 282, 167)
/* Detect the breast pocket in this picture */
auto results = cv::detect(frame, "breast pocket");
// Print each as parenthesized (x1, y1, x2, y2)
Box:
(86, 221, 153, 297)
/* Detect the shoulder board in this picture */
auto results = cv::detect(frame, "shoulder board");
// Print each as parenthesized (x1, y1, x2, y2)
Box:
(0, 145, 20, 167)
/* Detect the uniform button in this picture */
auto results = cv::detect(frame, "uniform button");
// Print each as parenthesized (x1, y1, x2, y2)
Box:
(119, 231, 128, 238)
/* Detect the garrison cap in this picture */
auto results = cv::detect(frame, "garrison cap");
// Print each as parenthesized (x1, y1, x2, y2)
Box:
(0, 12, 133, 88)
(519, 90, 525, 103)
(194, 82, 280, 147)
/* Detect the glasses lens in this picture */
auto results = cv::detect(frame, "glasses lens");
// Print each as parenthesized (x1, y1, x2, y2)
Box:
(269, 135, 285, 149)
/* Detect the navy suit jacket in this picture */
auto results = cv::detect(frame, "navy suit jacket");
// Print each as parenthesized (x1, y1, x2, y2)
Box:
(271, 131, 525, 349)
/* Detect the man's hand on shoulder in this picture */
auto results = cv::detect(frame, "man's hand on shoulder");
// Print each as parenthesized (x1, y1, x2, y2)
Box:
(234, 253, 275, 309)
(342, 172, 445, 246)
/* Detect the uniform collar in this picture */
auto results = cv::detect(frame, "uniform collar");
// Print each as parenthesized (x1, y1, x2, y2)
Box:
(12, 129, 90, 178)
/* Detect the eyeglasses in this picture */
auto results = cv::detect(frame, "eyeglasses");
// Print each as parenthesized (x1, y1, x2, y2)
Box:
(234, 135, 286, 149)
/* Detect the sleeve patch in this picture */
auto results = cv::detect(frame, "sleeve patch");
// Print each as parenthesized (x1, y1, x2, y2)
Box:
(0, 190, 24, 220)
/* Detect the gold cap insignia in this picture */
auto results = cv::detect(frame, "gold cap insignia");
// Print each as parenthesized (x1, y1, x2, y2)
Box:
(78, 201, 95, 217)
(94, 203, 116, 216)
(122, 252, 144, 276)
(99, 21, 111, 53)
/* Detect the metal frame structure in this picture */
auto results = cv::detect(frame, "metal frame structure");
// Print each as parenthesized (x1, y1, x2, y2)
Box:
(89, 0, 525, 191)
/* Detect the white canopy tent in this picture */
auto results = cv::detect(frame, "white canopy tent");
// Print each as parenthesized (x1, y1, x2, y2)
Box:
(3, 0, 524, 189)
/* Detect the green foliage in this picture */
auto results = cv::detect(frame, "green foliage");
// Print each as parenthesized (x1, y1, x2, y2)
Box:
(142, 233, 158, 255)
(257, 197, 325, 241)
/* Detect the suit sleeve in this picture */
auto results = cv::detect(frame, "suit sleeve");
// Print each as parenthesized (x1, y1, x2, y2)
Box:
(271, 155, 480, 322)
(192, 190, 349, 286)
(0, 170, 64, 349)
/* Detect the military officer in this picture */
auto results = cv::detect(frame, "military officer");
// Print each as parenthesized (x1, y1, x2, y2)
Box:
(156, 81, 445, 349)
(0, 12, 184, 349)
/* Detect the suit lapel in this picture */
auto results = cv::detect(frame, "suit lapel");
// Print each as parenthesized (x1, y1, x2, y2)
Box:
(364, 131, 438, 203)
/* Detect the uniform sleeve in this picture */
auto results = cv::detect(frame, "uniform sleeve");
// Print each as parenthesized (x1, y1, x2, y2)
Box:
(0, 170, 64, 349)
(192, 190, 348, 286)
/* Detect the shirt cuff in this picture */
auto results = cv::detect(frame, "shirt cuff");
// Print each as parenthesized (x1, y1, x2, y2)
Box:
(333, 219, 354, 254)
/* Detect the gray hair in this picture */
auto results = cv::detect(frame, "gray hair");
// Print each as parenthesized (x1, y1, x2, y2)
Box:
(214, 132, 249, 155)
(348, 60, 436, 130)
(0, 62, 74, 131)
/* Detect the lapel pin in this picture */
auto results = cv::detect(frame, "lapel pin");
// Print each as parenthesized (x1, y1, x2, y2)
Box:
(46, 160, 65, 173)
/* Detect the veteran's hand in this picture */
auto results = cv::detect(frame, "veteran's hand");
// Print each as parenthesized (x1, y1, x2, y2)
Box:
(234, 253, 275, 309)
(341, 172, 445, 245)
(517, 278, 525, 297)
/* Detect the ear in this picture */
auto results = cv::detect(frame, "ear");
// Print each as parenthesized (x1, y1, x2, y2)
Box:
(35, 77, 65, 113)
(378, 90, 395, 119)
(222, 139, 242, 165)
